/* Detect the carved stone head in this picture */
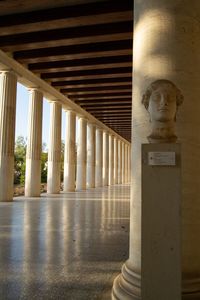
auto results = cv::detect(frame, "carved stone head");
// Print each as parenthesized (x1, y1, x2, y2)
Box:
(142, 79, 183, 143)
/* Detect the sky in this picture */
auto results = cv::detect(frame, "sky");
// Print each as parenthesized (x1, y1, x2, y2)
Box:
(15, 83, 66, 148)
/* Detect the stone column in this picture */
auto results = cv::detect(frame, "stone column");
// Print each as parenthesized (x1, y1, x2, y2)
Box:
(76, 116, 87, 190)
(87, 123, 96, 188)
(64, 110, 76, 192)
(103, 131, 109, 186)
(0, 71, 17, 202)
(124, 144, 128, 183)
(118, 140, 122, 184)
(127, 145, 131, 183)
(121, 142, 125, 184)
(95, 128, 103, 187)
(114, 137, 118, 184)
(25, 89, 43, 197)
(112, 1, 200, 299)
(47, 101, 61, 194)
(109, 134, 114, 185)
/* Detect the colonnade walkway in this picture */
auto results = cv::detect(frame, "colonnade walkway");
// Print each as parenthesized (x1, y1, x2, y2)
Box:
(0, 184, 130, 300)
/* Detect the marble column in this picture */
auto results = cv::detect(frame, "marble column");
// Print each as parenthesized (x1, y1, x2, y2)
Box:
(103, 131, 109, 186)
(114, 137, 118, 184)
(121, 142, 125, 184)
(112, 0, 200, 299)
(109, 134, 114, 185)
(76, 116, 87, 190)
(87, 123, 96, 188)
(118, 140, 122, 184)
(127, 145, 131, 183)
(25, 89, 43, 197)
(124, 144, 128, 183)
(0, 71, 17, 202)
(95, 128, 103, 187)
(64, 110, 76, 192)
(47, 101, 61, 194)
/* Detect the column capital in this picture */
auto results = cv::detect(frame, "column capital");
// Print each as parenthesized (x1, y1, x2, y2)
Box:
(0, 69, 16, 76)
(96, 127, 103, 132)
(63, 107, 75, 114)
(47, 99, 61, 105)
(87, 121, 96, 128)
(77, 114, 88, 121)
(27, 87, 43, 95)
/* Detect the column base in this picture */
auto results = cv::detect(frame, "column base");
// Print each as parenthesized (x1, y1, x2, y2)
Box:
(0, 156, 14, 202)
(63, 189, 75, 192)
(112, 260, 200, 300)
(112, 260, 141, 300)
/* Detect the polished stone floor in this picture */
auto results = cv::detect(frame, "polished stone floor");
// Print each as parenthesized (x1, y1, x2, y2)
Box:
(0, 184, 130, 300)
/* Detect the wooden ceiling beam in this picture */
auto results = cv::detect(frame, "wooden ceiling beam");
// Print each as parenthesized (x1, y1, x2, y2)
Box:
(63, 88, 132, 96)
(14, 39, 132, 63)
(65, 84, 132, 93)
(85, 106, 131, 115)
(76, 100, 132, 106)
(70, 91, 131, 98)
(51, 76, 132, 87)
(0, 21, 132, 52)
(71, 95, 131, 101)
(0, 1, 133, 24)
(0, 11, 132, 36)
(85, 105, 131, 110)
(48, 73, 132, 82)
(97, 115, 131, 119)
(41, 66, 132, 79)
(28, 54, 132, 71)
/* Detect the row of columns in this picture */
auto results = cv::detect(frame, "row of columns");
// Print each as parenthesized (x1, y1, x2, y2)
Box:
(0, 71, 131, 202)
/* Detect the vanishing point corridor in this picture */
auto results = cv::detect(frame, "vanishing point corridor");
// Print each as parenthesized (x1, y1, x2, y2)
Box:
(0, 185, 130, 300)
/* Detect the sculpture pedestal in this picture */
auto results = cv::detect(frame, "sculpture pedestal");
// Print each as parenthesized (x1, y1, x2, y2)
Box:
(141, 143, 181, 300)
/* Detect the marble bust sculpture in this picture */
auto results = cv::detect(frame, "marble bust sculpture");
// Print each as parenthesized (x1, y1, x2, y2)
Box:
(142, 79, 183, 143)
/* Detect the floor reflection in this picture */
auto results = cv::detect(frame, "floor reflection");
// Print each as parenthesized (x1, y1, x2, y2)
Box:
(0, 184, 130, 300)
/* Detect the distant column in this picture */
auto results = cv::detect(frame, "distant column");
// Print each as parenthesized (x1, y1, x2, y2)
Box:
(128, 145, 131, 183)
(103, 131, 109, 186)
(121, 142, 125, 184)
(114, 137, 118, 184)
(87, 123, 96, 188)
(63, 110, 76, 192)
(95, 128, 103, 187)
(25, 89, 43, 197)
(124, 144, 128, 183)
(0, 71, 17, 202)
(76, 116, 87, 190)
(109, 134, 114, 185)
(47, 101, 62, 194)
(118, 140, 122, 184)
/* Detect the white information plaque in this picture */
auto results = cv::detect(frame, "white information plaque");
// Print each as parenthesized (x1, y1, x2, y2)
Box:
(148, 152, 176, 166)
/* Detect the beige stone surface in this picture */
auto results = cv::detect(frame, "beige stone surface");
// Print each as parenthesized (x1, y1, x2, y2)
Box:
(118, 140, 122, 184)
(47, 101, 62, 194)
(25, 89, 43, 197)
(141, 143, 181, 300)
(103, 131, 109, 186)
(64, 110, 76, 192)
(0, 71, 17, 202)
(76, 117, 87, 190)
(95, 128, 103, 187)
(121, 142, 125, 184)
(86, 123, 96, 188)
(113, 0, 200, 299)
(109, 135, 114, 185)
(114, 137, 118, 184)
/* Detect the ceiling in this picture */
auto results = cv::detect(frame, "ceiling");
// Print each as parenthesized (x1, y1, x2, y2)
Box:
(0, 0, 133, 142)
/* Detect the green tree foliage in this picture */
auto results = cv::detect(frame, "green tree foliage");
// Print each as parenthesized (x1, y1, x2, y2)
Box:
(14, 136, 26, 184)
(14, 137, 49, 185)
